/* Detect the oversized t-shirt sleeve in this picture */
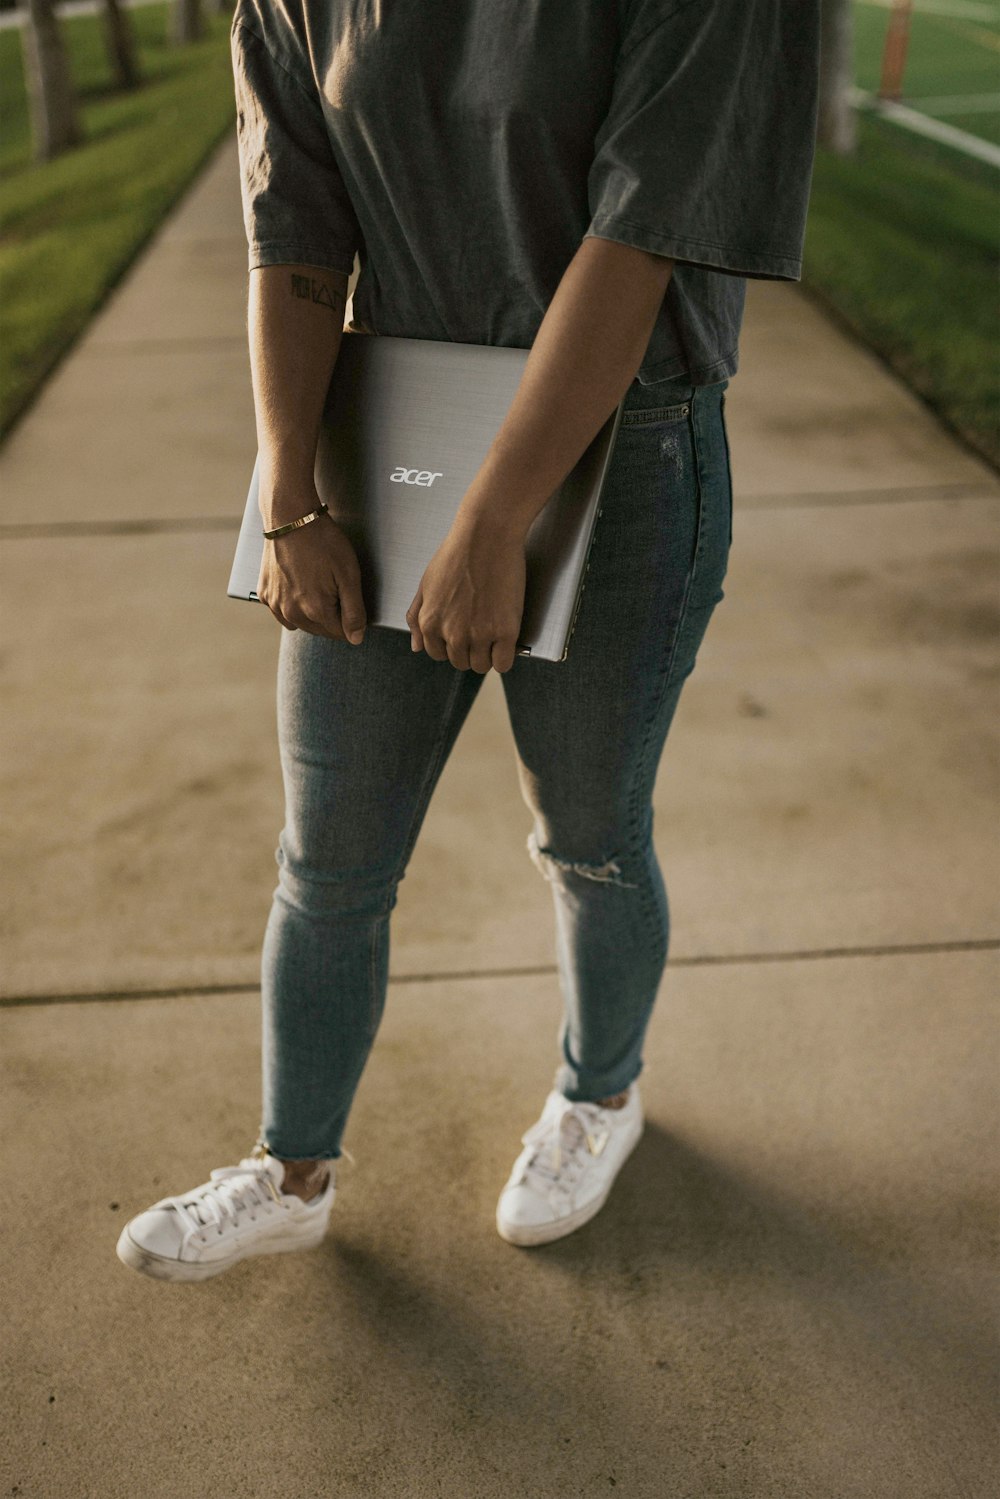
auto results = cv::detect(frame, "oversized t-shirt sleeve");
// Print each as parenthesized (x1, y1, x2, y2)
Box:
(230, 16, 360, 275)
(584, 0, 821, 280)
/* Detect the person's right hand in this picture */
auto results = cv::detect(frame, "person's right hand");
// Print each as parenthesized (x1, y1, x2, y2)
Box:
(256, 491, 367, 643)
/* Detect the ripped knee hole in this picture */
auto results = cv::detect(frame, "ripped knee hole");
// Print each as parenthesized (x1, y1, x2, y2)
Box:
(526, 830, 639, 889)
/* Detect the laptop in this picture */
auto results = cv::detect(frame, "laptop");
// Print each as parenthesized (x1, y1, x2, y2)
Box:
(227, 331, 625, 663)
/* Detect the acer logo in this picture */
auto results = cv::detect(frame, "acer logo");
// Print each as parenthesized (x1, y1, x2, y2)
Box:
(390, 467, 443, 487)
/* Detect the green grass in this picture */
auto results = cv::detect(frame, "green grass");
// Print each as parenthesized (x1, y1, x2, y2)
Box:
(805, 111, 998, 465)
(0, 3, 236, 440)
(800, 3, 1000, 467)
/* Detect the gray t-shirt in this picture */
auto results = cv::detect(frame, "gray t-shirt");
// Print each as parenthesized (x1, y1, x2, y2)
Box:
(230, 1, 820, 387)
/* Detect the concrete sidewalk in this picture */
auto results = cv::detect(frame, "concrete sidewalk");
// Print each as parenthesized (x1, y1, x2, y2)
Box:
(1, 132, 998, 1498)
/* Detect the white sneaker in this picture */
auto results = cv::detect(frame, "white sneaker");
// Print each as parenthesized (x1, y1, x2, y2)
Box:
(116, 1146, 336, 1283)
(496, 1081, 644, 1246)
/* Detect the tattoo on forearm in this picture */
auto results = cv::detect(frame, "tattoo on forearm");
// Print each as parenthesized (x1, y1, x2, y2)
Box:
(289, 272, 345, 312)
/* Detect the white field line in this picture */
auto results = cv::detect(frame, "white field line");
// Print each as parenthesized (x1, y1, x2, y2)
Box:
(903, 93, 1000, 112)
(851, 86, 1000, 165)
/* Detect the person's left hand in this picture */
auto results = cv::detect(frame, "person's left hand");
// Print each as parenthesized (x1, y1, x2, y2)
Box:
(407, 518, 527, 674)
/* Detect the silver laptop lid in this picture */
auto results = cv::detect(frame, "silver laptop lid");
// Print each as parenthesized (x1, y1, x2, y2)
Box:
(228, 332, 625, 663)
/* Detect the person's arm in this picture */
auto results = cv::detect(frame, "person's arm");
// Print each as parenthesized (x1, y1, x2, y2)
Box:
(245, 261, 368, 642)
(451, 236, 674, 545)
(249, 262, 349, 531)
(230, 13, 368, 640)
(406, 237, 672, 672)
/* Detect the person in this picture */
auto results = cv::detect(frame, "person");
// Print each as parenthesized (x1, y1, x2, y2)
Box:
(117, 0, 820, 1282)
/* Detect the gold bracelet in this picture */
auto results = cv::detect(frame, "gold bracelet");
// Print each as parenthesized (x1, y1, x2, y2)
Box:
(262, 502, 329, 540)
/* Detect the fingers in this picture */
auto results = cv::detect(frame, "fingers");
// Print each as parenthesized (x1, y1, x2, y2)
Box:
(332, 546, 367, 644)
(416, 622, 452, 665)
(263, 579, 366, 643)
(289, 604, 358, 640)
(258, 524, 368, 643)
(468, 639, 494, 675)
(490, 640, 517, 674)
(264, 597, 343, 639)
(467, 636, 516, 674)
(294, 580, 350, 639)
(268, 603, 298, 632)
(405, 591, 425, 655)
(412, 621, 517, 674)
(407, 592, 523, 672)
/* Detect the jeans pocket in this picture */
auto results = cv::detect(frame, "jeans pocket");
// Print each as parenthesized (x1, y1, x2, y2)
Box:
(685, 390, 733, 614)
(720, 393, 734, 549)
(618, 400, 692, 430)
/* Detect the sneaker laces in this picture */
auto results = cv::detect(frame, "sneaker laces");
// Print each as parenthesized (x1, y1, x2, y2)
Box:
(164, 1162, 287, 1246)
(518, 1097, 612, 1201)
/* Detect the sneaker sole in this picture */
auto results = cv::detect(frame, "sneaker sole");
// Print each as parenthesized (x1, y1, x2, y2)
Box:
(115, 1208, 332, 1283)
(495, 1115, 644, 1247)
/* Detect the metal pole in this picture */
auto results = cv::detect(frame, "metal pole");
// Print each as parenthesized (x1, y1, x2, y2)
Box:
(878, 0, 914, 103)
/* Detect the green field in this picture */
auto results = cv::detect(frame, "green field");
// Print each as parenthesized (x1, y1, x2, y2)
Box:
(853, 0, 1000, 143)
(0, 0, 997, 463)
(807, 114, 997, 465)
(803, 0, 999, 464)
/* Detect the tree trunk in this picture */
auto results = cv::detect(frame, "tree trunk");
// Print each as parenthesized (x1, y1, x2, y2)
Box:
(171, 0, 203, 46)
(20, 0, 83, 162)
(818, 0, 856, 155)
(99, 0, 142, 91)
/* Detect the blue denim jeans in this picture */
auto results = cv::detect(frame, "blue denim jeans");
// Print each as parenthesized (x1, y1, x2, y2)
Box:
(258, 372, 733, 1160)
